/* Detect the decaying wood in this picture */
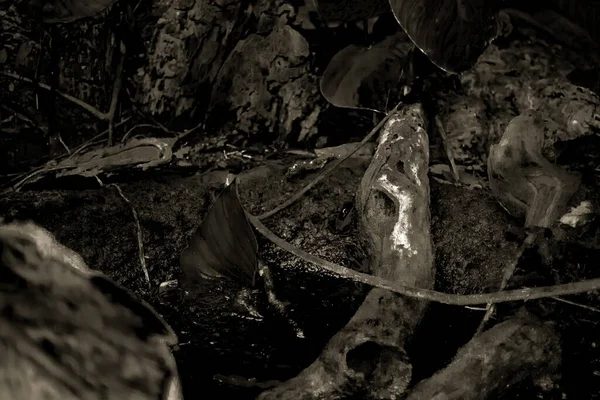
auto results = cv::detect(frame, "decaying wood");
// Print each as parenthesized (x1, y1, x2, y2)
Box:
(487, 110, 581, 229)
(257, 103, 434, 399)
(406, 313, 561, 400)
(0, 221, 182, 400)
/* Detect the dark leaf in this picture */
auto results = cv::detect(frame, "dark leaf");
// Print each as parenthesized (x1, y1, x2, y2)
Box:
(0, 48, 7, 65)
(503, 7, 599, 53)
(509, 0, 600, 47)
(15, 41, 33, 67)
(389, 0, 498, 73)
(320, 31, 413, 111)
(179, 179, 258, 289)
(313, 0, 390, 23)
(39, 0, 119, 24)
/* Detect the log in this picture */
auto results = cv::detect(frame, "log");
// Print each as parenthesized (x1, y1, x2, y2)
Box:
(257, 103, 434, 399)
(406, 313, 561, 400)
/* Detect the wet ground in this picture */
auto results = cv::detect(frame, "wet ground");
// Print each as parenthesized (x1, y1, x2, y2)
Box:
(1, 157, 600, 399)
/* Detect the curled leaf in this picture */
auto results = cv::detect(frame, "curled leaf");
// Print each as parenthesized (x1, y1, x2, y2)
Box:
(389, 0, 498, 73)
(54, 137, 176, 179)
(179, 179, 258, 289)
(320, 31, 413, 111)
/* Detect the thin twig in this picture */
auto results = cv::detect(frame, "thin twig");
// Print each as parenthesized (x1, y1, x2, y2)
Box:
(474, 238, 527, 334)
(435, 116, 459, 183)
(94, 176, 151, 288)
(107, 40, 125, 146)
(73, 116, 131, 154)
(551, 296, 600, 313)
(8, 166, 67, 193)
(121, 120, 202, 144)
(256, 101, 402, 220)
(246, 212, 600, 305)
(259, 264, 304, 338)
(111, 184, 151, 288)
(0, 71, 106, 120)
(57, 133, 71, 155)
(121, 124, 158, 142)
(125, 89, 203, 142)
(173, 121, 204, 142)
(475, 232, 536, 335)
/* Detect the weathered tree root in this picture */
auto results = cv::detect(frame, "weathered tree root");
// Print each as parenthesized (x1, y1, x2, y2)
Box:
(257, 104, 434, 400)
(407, 312, 561, 400)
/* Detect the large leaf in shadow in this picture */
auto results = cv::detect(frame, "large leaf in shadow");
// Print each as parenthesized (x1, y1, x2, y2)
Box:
(549, 0, 600, 46)
(389, 0, 498, 73)
(320, 31, 414, 112)
(503, 8, 598, 54)
(504, 0, 600, 48)
(313, 0, 391, 23)
(179, 179, 258, 289)
(27, 0, 119, 23)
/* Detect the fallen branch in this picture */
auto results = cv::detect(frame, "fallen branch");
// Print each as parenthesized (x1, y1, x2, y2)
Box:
(406, 312, 560, 399)
(243, 102, 600, 307)
(94, 177, 151, 288)
(246, 213, 600, 305)
(258, 103, 435, 400)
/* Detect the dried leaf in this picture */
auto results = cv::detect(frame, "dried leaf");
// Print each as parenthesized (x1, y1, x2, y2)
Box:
(179, 179, 258, 289)
(559, 200, 595, 228)
(54, 137, 176, 178)
(320, 31, 413, 111)
(389, 0, 497, 73)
